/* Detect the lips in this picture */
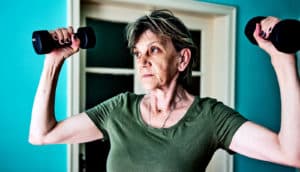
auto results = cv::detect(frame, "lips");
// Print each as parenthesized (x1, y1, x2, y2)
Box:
(139, 69, 153, 77)
(142, 74, 154, 78)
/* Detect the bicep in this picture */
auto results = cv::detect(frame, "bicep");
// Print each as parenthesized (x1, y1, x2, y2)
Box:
(43, 112, 103, 144)
(229, 121, 291, 166)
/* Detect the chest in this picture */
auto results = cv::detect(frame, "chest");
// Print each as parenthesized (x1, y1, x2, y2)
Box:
(106, 113, 217, 171)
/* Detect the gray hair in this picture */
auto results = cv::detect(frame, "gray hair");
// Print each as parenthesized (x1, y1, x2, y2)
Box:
(125, 9, 198, 92)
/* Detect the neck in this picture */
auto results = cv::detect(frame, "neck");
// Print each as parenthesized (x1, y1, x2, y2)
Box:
(148, 84, 185, 114)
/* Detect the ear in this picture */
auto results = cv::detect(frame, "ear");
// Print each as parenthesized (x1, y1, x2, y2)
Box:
(177, 48, 191, 72)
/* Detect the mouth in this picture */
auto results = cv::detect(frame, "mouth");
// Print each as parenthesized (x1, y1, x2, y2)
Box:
(142, 74, 154, 78)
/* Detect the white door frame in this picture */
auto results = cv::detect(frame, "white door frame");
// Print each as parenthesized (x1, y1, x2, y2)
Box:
(67, 0, 237, 172)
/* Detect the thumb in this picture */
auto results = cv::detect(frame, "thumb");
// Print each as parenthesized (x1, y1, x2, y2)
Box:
(253, 23, 279, 55)
(71, 34, 80, 53)
(253, 23, 268, 46)
(253, 23, 274, 51)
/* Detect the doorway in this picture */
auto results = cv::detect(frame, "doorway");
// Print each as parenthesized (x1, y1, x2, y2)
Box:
(68, 1, 237, 172)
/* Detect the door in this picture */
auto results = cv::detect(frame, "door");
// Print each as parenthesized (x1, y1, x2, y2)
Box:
(68, 1, 237, 172)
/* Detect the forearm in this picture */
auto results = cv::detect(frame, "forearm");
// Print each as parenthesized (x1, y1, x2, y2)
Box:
(29, 55, 65, 144)
(272, 54, 300, 163)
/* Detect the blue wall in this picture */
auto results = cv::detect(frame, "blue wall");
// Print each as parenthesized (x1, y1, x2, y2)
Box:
(0, 0, 299, 172)
(0, 0, 67, 172)
(200, 0, 300, 172)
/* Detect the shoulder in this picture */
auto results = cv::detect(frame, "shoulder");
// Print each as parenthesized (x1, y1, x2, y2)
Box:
(198, 97, 218, 106)
(198, 97, 232, 110)
(86, 92, 140, 112)
(118, 91, 143, 105)
(104, 91, 140, 103)
(195, 97, 219, 112)
(186, 96, 219, 121)
(193, 96, 240, 118)
(85, 92, 143, 120)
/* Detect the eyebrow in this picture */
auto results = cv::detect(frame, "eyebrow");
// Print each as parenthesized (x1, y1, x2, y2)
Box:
(133, 40, 167, 51)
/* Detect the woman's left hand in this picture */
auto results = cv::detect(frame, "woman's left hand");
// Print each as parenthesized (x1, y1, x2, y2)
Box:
(253, 16, 286, 57)
(253, 17, 280, 55)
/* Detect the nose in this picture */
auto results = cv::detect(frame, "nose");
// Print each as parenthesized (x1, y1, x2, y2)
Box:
(137, 54, 150, 67)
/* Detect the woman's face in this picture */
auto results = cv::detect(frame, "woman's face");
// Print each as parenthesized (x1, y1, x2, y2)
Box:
(133, 30, 180, 90)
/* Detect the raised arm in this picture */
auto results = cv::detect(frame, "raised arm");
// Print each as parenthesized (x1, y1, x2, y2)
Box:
(29, 27, 103, 145)
(229, 18, 300, 167)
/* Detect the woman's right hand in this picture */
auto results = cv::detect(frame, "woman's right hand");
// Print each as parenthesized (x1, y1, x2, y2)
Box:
(47, 26, 80, 60)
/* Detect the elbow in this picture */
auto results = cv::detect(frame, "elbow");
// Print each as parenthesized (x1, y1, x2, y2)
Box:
(293, 156, 300, 168)
(28, 139, 43, 146)
(28, 133, 46, 145)
(293, 150, 300, 168)
(289, 158, 300, 168)
(283, 153, 300, 168)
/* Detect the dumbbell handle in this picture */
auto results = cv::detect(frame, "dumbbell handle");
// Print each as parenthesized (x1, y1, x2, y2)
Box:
(32, 26, 96, 54)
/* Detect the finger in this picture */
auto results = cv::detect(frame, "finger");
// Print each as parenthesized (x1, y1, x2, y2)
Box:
(61, 28, 71, 44)
(67, 26, 75, 46)
(260, 20, 270, 39)
(260, 16, 280, 39)
(267, 26, 273, 33)
(67, 26, 74, 34)
(55, 28, 65, 45)
(70, 26, 80, 52)
(264, 26, 273, 39)
(49, 30, 58, 41)
(254, 23, 269, 46)
(253, 23, 262, 41)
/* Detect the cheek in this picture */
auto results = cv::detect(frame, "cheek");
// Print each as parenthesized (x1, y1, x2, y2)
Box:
(152, 64, 164, 82)
(153, 62, 177, 83)
(150, 54, 178, 81)
(153, 56, 176, 71)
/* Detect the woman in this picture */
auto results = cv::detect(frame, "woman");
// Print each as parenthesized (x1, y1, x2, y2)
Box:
(29, 10, 300, 171)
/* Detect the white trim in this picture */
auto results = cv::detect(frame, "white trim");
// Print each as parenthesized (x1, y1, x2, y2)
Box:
(84, 67, 203, 76)
(85, 67, 134, 75)
(67, 0, 81, 172)
(83, 0, 235, 15)
(69, 1, 236, 172)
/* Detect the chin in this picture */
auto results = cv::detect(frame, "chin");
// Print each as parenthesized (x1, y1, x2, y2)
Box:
(142, 85, 155, 91)
(141, 82, 159, 91)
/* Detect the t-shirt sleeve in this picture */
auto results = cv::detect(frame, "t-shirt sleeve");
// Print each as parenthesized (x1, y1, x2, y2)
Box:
(85, 93, 124, 140)
(208, 98, 248, 153)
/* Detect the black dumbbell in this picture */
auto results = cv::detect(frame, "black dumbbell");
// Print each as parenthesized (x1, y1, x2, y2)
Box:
(245, 16, 300, 53)
(32, 26, 96, 54)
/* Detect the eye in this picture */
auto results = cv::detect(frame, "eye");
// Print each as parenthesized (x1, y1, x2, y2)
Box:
(133, 51, 140, 59)
(150, 46, 159, 54)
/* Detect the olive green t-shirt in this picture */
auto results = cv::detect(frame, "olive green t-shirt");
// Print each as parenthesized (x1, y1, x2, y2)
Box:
(86, 92, 247, 172)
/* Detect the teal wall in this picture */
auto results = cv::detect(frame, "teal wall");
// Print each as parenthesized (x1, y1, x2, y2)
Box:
(0, 0, 67, 172)
(0, 0, 299, 172)
(200, 0, 300, 172)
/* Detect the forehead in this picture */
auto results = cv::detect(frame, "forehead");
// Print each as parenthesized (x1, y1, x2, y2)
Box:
(134, 30, 169, 50)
